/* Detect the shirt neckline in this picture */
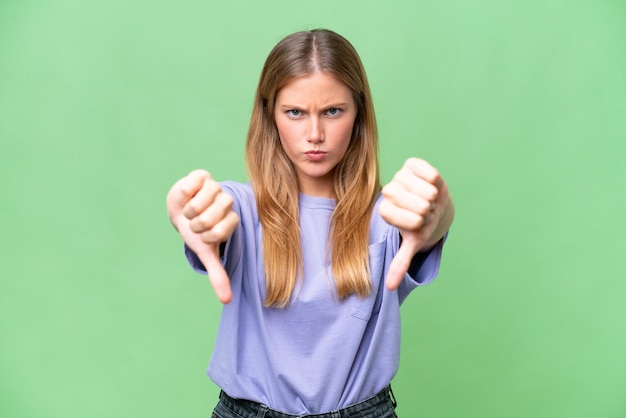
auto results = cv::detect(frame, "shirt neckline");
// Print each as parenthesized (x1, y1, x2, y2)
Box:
(299, 193, 336, 210)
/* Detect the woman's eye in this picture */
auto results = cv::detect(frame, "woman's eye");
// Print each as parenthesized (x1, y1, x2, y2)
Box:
(287, 109, 301, 117)
(327, 108, 341, 116)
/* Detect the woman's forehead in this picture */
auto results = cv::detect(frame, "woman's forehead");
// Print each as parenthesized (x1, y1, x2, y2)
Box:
(276, 72, 353, 103)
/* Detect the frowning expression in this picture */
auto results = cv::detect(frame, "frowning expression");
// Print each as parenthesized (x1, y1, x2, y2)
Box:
(274, 71, 357, 198)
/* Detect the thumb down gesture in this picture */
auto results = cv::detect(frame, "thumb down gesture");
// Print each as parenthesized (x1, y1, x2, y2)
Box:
(379, 158, 454, 291)
(166, 170, 240, 304)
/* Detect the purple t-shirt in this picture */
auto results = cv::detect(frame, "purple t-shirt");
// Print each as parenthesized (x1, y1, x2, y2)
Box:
(185, 181, 446, 415)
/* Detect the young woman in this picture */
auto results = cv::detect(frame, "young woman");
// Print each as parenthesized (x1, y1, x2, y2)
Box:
(166, 29, 454, 418)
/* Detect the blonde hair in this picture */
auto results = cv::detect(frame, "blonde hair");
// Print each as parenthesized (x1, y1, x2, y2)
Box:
(245, 29, 380, 307)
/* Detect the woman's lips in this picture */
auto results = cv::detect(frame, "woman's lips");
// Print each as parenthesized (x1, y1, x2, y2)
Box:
(305, 151, 327, 161)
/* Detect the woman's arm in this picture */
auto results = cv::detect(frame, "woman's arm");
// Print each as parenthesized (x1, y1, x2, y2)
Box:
(166, 169, 240, 303)
(378, 158, 455, 290)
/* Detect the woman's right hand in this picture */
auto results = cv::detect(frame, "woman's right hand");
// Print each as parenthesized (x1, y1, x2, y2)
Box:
(166, 169, 240, 303)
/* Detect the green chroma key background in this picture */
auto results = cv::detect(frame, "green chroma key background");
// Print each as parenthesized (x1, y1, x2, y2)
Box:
(1, 1, 625, 417)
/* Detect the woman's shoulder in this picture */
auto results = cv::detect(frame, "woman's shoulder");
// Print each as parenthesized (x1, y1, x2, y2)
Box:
(219, 180, 257, 214)
(219, 180, 252, 193)
(369, 193, 397, 244)
(219, 180, 252, 195)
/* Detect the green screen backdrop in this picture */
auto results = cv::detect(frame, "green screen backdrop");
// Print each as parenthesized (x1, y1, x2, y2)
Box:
(1, 1, 625, 417)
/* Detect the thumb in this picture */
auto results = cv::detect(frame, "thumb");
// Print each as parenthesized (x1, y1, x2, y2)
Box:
(385, 233, 424, 291)
(196, 244, 233, 304)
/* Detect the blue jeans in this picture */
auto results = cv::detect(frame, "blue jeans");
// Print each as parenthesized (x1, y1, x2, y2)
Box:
(211, 386, 398, 418)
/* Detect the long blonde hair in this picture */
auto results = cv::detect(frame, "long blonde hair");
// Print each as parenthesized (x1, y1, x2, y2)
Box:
(245, 29, 380, 308)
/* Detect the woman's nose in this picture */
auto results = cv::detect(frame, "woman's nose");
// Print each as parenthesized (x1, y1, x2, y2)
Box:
(307, 118, 323, 143)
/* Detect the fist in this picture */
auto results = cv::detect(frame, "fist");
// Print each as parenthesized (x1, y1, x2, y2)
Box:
(166, 169, 240, 303)
(379, 158, 450, 290)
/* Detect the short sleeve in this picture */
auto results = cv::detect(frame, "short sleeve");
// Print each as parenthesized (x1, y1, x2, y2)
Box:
(397, 232, 448, 304)
(184, 244, 207, 274)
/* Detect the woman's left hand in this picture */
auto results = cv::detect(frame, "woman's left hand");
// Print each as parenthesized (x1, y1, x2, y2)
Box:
(378, 158, 454, 290)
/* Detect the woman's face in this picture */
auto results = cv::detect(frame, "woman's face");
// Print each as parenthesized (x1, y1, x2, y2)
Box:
(274, 71, 357, 198)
